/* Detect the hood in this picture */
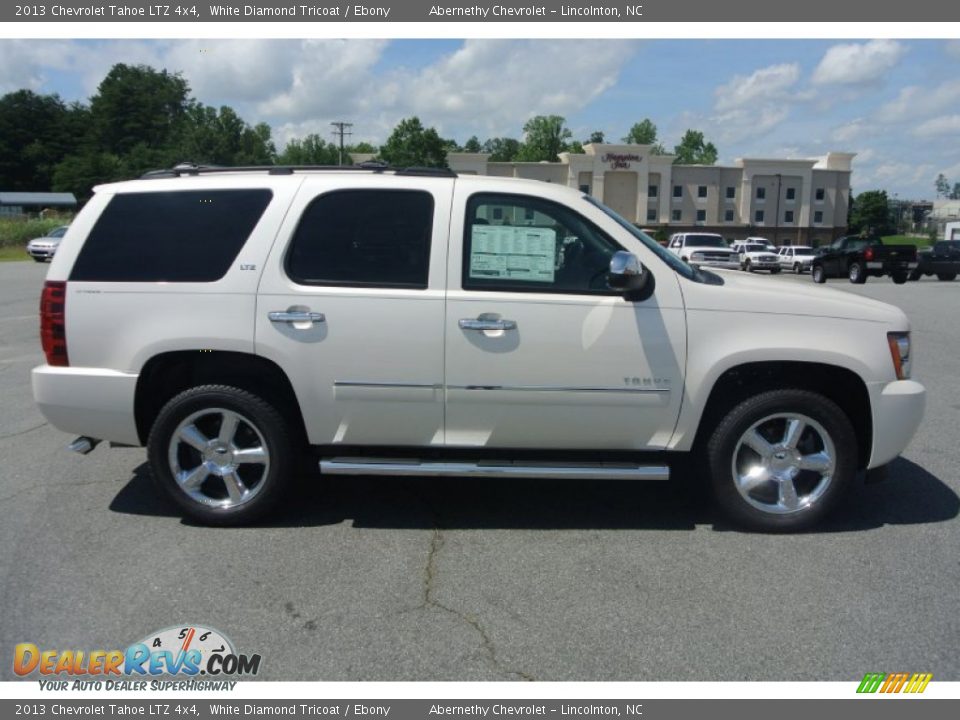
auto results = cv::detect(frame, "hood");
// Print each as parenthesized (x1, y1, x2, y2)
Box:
(680, 269, 907, 326)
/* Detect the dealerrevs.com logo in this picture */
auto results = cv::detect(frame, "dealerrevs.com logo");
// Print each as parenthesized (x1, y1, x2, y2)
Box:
(857, 672, 933, 694)
(14, 625, 261, 689)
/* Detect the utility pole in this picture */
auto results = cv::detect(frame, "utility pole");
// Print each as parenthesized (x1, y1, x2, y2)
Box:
(330, 122, 353, 166)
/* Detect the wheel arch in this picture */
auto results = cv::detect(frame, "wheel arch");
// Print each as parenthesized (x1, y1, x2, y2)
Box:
(134, 350, 308, 448)
(687, 360, 872, 470)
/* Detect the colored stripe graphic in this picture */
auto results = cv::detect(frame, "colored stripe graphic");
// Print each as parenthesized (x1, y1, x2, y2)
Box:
(857, 673, 886, 693)
(857, 672, 932, 694)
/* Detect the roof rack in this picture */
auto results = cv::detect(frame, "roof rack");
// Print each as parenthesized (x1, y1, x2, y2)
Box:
(140, 161, 457, 179)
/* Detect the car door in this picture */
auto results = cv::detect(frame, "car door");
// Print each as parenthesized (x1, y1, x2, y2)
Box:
(443, 184, 686, 450)
(255, 175, 452, 447)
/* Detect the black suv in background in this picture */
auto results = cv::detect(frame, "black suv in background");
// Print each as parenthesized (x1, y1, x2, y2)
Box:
(910, 240, 960, 281)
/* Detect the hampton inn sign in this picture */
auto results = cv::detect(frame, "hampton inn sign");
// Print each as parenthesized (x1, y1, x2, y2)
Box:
(602, 153, 641, 170)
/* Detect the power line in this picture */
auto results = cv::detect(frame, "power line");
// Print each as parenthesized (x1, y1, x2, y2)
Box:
(330, 122, 353, 166)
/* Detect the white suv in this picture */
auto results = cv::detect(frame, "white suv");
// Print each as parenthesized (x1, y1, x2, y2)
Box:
(32, 165, 926, 531)
(731, 241, 781, 273)
(667, 233, 740, 270)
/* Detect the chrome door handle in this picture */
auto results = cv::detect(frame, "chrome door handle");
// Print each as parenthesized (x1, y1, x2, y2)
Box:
(459, 318, 517, 331)
(268, 311, 325, 323)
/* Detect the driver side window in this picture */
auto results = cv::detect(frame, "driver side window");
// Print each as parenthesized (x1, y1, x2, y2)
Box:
(462, 193, 623, 295)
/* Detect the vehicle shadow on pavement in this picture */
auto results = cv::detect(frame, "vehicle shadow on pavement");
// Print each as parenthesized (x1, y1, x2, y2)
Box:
(109, 456, 957, 533)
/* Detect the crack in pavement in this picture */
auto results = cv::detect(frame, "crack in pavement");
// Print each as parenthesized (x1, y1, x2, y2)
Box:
(416, 503, 535, 682)
(0, 421, 48, 441)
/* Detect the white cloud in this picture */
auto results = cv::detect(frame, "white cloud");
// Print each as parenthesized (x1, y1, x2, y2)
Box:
(0, 40, 74, 94)
(912, 115, 960, 138)
(830, 118, 869, 144)
(882, 79, 960, 121)
(946, 41, 960, 59)
(715, 63, 800, 112)
(812, 40, 904, 86)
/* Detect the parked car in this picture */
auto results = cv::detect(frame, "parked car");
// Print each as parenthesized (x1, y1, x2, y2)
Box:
(667, 232, 740, 270)
(778, 245, 817, 274)
(811, 235, 918, 284)
(909, 241, 960, 281)
(26, 225, 69, 262)
(731, 241, 781, 273)
(31, 164, 925, 532)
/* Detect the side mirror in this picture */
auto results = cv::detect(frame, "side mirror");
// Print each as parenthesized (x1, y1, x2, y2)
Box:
(607, 251, 654, 301)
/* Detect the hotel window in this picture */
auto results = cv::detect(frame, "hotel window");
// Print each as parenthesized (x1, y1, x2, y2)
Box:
(672, 209, 682, 221)
(724, 209, 734, 222)
(786, 188, 796, 201)
(648, 185, 658, 198)
(815, 188, 825, 202)
(696, 209, 706, 222)
(647, 208, 657, 222)
(673, 185, 682, 199)
(726, 186, 736, 199)
(814, 210, 824, 224)
(756, 187, 766, 201)
(755, 210, 765, 223)
(579, 184, 591, 195)
(697, 185, 707, 198)
(784, 210, 794, 223)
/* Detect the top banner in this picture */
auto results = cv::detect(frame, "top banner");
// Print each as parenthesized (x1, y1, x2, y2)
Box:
(6, 0, 960, 23)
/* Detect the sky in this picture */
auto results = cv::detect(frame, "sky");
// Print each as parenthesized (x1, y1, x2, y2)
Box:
(2, 38, 959, 199)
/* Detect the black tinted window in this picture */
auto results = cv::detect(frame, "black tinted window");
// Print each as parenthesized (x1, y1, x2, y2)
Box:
(71, 190, 272, 282)
(286, 190, 433, 288)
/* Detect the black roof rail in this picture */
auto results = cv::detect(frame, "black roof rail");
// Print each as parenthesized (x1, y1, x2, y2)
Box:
(139, 162, 457, 179)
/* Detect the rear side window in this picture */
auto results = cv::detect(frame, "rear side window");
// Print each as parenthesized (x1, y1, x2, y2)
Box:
(285, 190, 433, 289)
(70, 190, 272, 282)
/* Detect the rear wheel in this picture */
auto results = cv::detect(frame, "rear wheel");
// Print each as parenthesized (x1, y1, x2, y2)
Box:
(147, 385, 294, 525)
(909, 269, 922, 281)
(848, 262, 867, 284)
(706, 389, 857, 532)
(937, 272, 957, 281)
(892, 272, 908, 285)
(793, 262, 802, 274)
(812, 265, 826, 283)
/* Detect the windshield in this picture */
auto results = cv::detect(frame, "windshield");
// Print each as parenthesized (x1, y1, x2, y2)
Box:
(744, 244, 767, 253)
(584, 196, 699, 280)
(685, 234, 728, 248)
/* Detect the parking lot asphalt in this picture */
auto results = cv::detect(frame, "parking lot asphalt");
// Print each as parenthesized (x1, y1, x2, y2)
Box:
(1, 260, 957, 682)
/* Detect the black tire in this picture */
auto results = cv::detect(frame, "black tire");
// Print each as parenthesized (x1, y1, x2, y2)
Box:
(706, 389, 857, 532)
(812, 264, 826, 283)
(771, 267, 781, 274)
(909, 269, 922, 281)
(937, 272, 957, 281)
(848, 262, 867, 284)
(793, 262, 802, 274)
(745, 259, 753, 273)
(892, 272, 908, 285)
(32, 256, 45, 263)
(147, 385, 294, 525)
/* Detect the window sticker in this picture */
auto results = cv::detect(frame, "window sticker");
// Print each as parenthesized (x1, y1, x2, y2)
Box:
(469, 225, 556, 283)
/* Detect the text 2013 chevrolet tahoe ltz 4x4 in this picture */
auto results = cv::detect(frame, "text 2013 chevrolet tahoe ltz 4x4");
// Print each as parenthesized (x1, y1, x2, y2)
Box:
(32, 165, 926, 531)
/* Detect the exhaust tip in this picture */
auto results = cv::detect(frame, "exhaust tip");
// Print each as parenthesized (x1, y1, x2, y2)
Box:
(67, 436, 100, 455)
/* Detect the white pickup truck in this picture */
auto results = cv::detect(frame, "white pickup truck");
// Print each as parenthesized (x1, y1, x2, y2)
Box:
(32, 165, 925, 531)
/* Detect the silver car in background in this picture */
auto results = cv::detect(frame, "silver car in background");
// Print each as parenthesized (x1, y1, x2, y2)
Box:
(26, 225, 70, 262)
(777, 245, 818, 274)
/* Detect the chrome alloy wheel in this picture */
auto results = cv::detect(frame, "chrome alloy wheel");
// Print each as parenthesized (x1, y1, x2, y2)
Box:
(730, 413, 836, 515)
(167, 407, 270, 508)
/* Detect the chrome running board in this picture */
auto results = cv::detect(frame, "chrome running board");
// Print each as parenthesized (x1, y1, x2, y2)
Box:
(319, 457, 669, 481)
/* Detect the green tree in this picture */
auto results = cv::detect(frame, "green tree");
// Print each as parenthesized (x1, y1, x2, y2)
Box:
(90, 64, 190, 156)
(935, 173, 950, 198)
(482, 137, 521, 162)
(516, 115, 572, 162)
(348, 141, 376, 155)
(0, 90, 83, 190)
(588, 130, 605, 144)
(951, 182, 960, 201)
(173, 104, 274, 167)
(378, 117, 448, 168)
(623, 119, 658, 145)
(52, 152, 123, 200)
(848, 190, 891, 235)
(673, 129, 718, 165)
(463, 136, 482, 153)
(568, 140, 584, 154)
(277, 133, 340, 165)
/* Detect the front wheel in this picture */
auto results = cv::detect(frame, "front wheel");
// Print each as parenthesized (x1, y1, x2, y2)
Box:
(147, 385, 294, 525)
(32, 256, 45, 263)
(812, 265, 826, 283)
(745, 259, 753, 273)
(848, 262, 867, 284)
(770, 267, 781, 274)
(937, 272, 957, 281)
(706, 389, 857, 532)
(793, 262, 802, 274)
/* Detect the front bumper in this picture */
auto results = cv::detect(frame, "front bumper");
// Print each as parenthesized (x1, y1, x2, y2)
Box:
(32, 365, 141, 446)
(27, 246, 56, 259)
(868, 379, 926, 468)
(692, 258, 741, 270)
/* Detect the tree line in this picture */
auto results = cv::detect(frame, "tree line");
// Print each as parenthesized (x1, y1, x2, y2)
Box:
(1, 63, 724, 200)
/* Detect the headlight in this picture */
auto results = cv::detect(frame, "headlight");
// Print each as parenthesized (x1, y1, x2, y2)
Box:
(887, 332, 911, 380)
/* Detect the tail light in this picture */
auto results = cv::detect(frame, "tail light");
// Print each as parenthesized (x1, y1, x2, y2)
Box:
(40, 281, 69, 366)
(864, 247, 874, 261)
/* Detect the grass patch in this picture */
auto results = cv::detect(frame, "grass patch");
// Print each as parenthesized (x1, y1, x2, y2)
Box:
(882, 235, 933, 248)
(0, 216, 73, 249)
(0, 246, 33, 262)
